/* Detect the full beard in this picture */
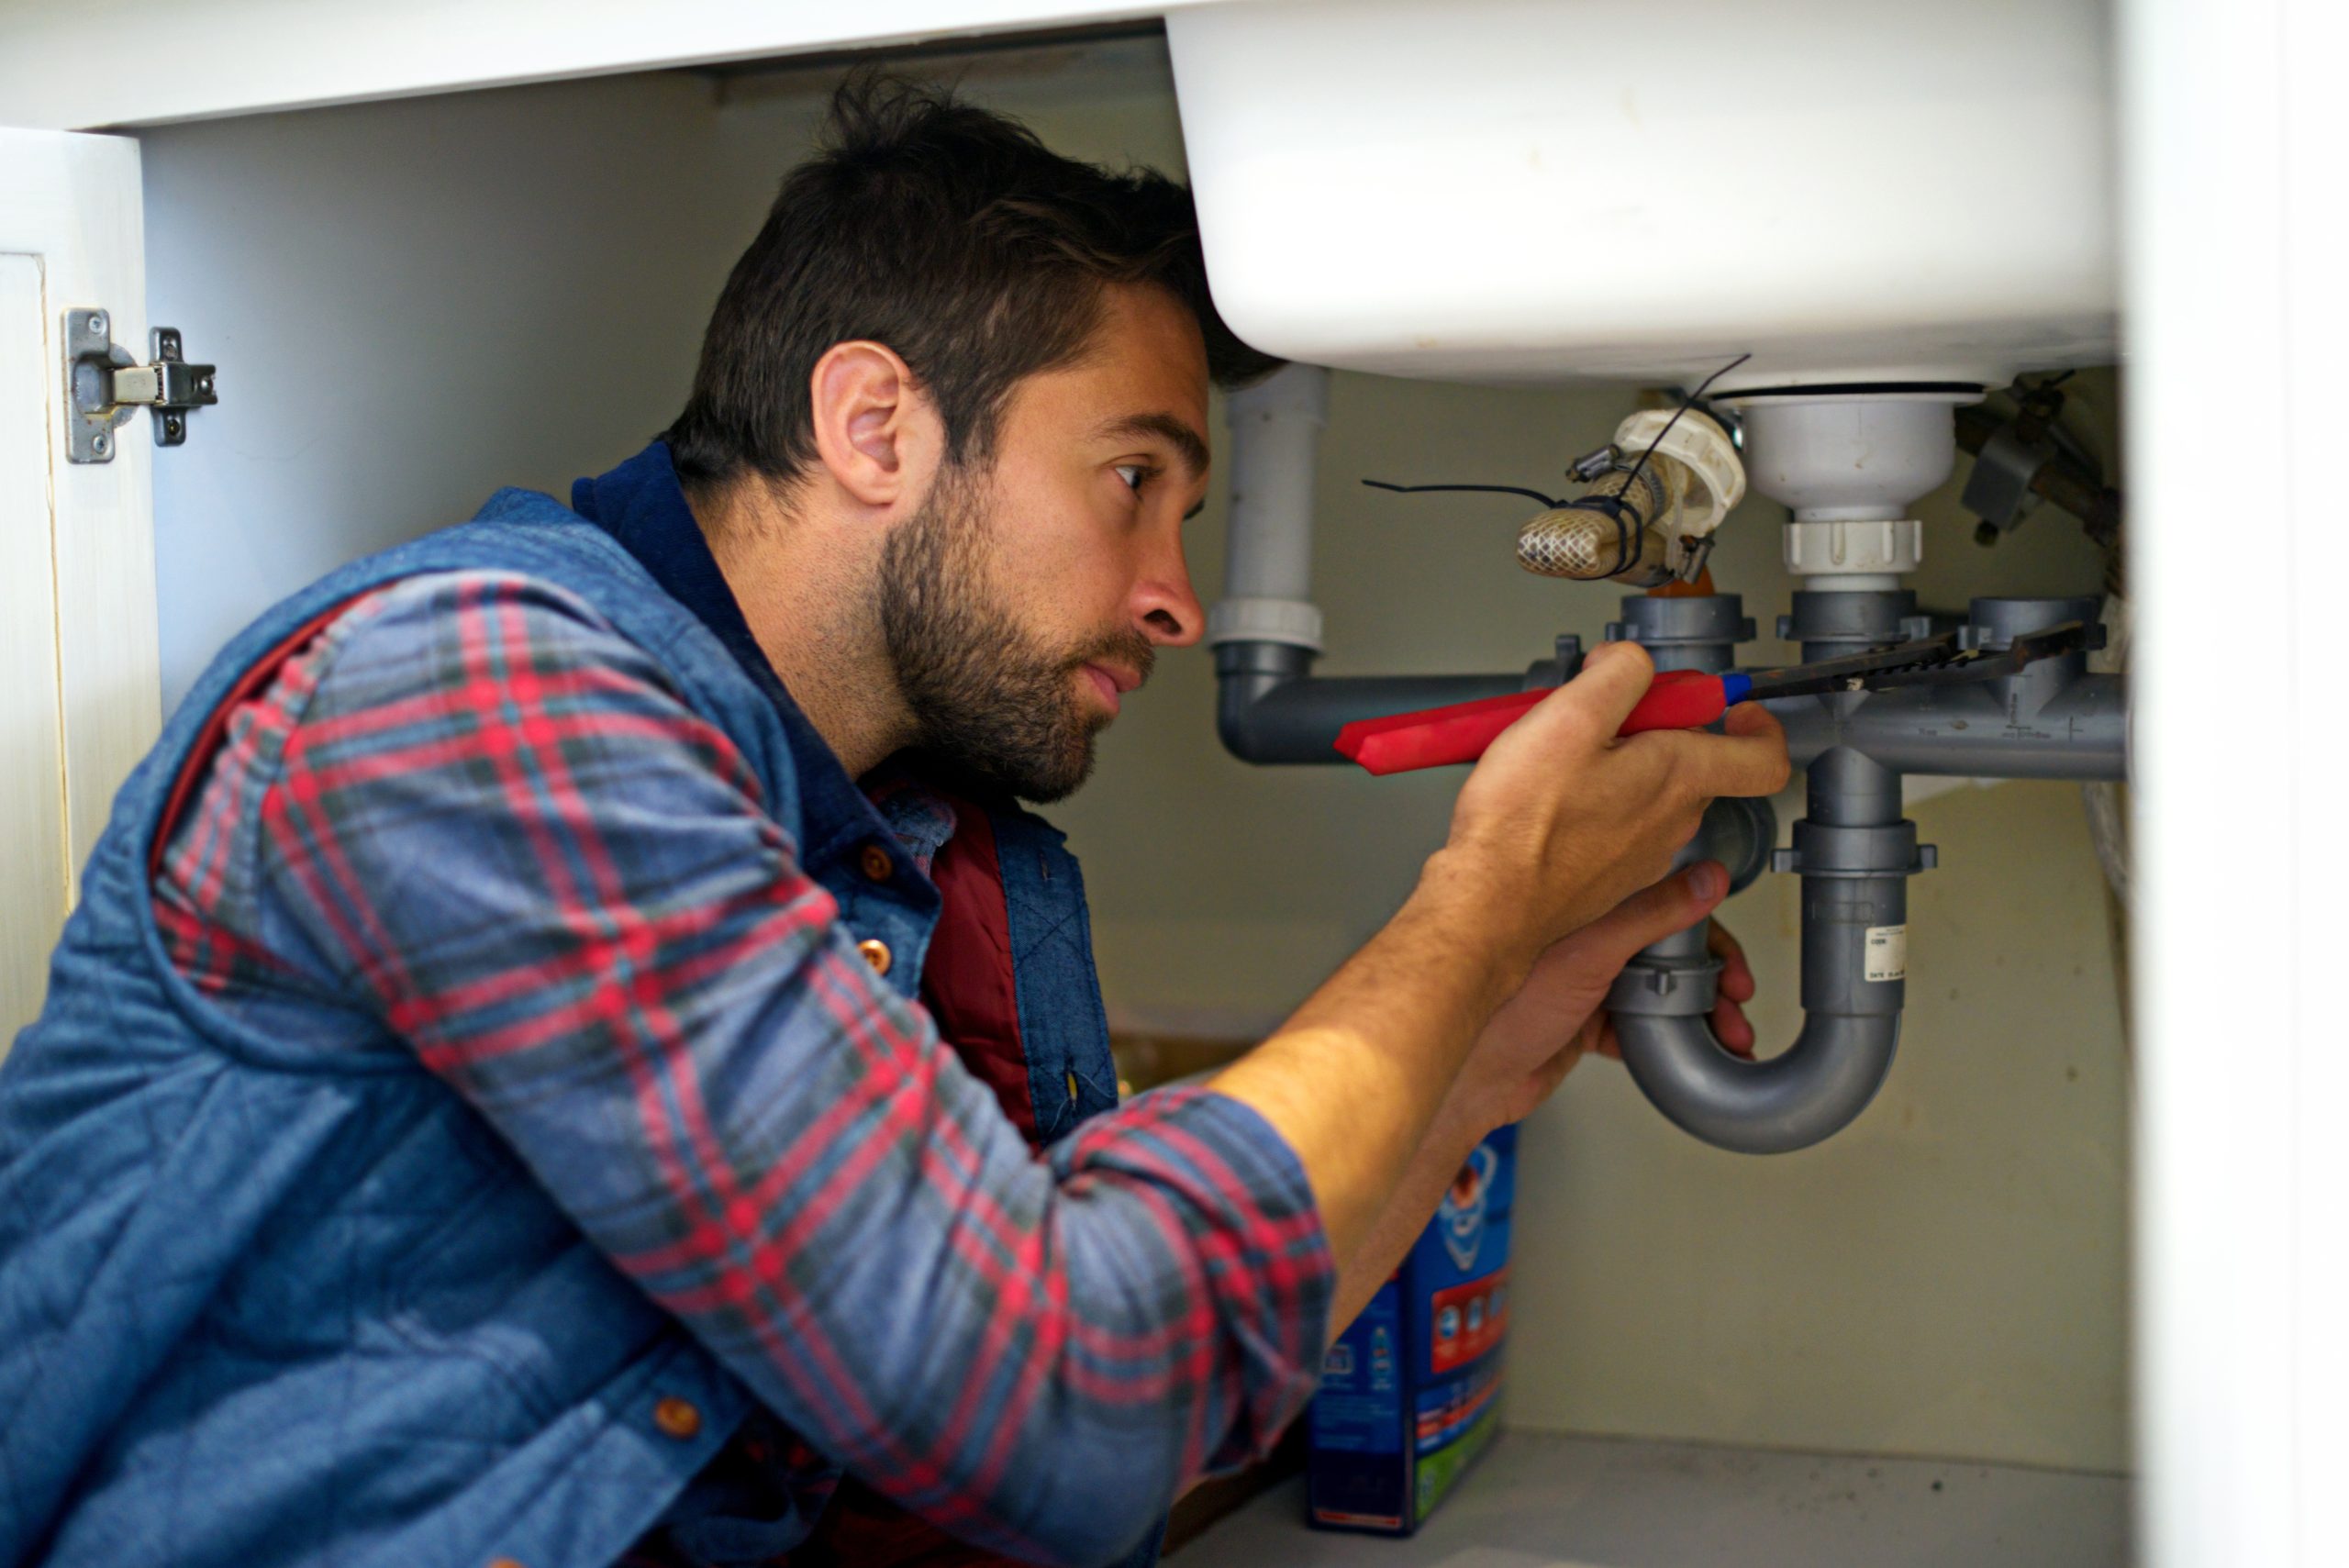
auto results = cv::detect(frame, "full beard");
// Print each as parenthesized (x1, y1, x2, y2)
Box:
(879, 473, 1154, 805)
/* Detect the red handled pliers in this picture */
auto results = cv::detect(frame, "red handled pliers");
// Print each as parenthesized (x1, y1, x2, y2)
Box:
(1332, 622, 2096, 776)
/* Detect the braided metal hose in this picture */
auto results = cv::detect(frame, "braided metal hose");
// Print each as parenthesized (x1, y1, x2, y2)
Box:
(1515, 464, 1676, 584)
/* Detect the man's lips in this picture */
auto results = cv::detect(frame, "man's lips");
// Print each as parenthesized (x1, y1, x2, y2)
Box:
(1083, 662, 1141, 713)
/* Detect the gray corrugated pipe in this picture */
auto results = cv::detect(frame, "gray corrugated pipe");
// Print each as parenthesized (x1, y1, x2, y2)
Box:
(1209, 366, 1546, 762)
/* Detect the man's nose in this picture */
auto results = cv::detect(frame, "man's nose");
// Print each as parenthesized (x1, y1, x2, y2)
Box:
(1132, 539, 1206, 649)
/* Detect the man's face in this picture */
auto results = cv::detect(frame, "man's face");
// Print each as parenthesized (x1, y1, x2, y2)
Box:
(881, 285, 1212, 802)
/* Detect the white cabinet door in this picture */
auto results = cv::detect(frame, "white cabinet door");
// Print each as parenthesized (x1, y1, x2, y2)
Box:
(0, 129, 160, 1050)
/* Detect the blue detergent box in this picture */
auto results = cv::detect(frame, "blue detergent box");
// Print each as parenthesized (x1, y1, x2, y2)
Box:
(1307, 1123, 1515, 1535)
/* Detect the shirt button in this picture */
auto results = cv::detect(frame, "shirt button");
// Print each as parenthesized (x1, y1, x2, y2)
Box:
(652, 1396, 702, 1440)
(857, 939, 893, 977)
(860, 844, 895, 883)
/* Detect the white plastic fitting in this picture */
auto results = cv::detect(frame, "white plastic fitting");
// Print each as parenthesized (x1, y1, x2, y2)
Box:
(1730, 392, 1972, 590)
(1733, 395, 1961, 519)
(1613, 406, 1745, 539)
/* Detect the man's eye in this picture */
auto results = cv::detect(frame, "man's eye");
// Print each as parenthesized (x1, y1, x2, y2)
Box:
(1114, 463, 1152, 495)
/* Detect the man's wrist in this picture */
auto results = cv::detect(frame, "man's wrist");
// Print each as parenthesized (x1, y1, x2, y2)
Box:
(1409, 847, 1547, 1002)
(1430, 1069, 1508, 1154)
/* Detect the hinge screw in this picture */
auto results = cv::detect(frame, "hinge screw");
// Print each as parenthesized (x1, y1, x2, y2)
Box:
(91, 432, 109, 455)
(87, 312, 105, 333)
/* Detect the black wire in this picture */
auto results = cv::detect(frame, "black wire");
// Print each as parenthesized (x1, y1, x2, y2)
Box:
(1611, 351, 1753, 526)
(1361, 478, 1569, 508)
(1364, 350, 1752, 578)
(1576, 491, 1638, 573)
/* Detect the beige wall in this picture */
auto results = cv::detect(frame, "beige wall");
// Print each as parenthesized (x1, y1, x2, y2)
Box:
(145, 40, 2131, 1474)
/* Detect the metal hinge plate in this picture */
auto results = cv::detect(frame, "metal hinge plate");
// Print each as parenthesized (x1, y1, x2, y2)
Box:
(62, 307, 217, 463)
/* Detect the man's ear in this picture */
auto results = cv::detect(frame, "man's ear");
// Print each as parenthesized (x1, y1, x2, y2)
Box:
(807, 340, 940, 510)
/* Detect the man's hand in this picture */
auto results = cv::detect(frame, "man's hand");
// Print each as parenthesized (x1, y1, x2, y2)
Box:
(1208, 639, 1790, 1333)
(1464, 871, 1751, 1125)
(1325, 892, 1764, 1335)
(1435, 640, 1790, 971)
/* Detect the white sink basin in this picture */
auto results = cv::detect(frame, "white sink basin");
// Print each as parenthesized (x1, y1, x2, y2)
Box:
(1166, 0, 2117, 390)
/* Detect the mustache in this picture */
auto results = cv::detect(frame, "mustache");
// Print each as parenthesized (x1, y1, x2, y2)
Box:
(1067, 626, 1157, 689)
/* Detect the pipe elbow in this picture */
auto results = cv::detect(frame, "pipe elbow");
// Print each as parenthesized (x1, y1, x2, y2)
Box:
(1214, 687, 1283, 764)
(1612, 1010, 1902, 1154)
(1211, 644, 1528, 767)
(1211, 641, 1314, 765)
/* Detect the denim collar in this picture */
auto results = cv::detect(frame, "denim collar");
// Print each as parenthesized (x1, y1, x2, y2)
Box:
(568, 440, 913, 873)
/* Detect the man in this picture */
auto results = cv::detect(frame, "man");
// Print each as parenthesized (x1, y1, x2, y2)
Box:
(0, 77, 1784, 1568)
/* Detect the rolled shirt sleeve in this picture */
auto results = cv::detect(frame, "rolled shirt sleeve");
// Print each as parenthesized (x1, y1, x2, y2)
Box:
(244, 572, 1331, 1566)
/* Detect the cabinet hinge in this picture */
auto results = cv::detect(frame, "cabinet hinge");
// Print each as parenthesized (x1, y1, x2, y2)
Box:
(63, 307, 217, 463)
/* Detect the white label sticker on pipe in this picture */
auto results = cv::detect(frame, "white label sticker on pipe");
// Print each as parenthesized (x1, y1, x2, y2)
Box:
(1865, 924, 1908, 983)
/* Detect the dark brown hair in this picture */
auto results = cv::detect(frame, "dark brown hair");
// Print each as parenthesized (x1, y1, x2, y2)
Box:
(664, 72, 1277, 495)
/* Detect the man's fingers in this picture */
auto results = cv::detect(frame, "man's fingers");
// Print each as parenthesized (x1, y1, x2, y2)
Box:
(1693, 707, 1794, 797)
(1638, 704, 1792, 800)
(1723, 704, 1793, 791)
(1576, 1012, 1622, 1064)
(1708, 920, 1755, 1002)
(1583, 860, 1730, 962)
(1710, 995, 1757, 1058)
(1706, 921, 1755, 1049)
(1508, 641, 1657, 750)
(1721, 701, 1785, 741)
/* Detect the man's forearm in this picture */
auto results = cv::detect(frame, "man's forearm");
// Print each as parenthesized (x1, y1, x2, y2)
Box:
(1327, 1087, 1498, 1332)
(1204, 851, 1533, 1323)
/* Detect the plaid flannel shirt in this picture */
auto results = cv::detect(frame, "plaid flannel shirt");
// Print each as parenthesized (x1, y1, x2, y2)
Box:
(149, 568, 1331, 1564)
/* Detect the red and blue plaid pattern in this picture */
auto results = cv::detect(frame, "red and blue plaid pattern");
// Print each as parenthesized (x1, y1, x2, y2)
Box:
(151, 570, 1330, 1563)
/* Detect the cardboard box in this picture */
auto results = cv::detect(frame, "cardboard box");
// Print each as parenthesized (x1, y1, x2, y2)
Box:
(1306, 1123, 1515, 1534)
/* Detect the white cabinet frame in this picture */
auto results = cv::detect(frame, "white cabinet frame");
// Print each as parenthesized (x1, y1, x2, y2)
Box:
(0, 0, 1237, 131)
(0, 129, 159, 1041)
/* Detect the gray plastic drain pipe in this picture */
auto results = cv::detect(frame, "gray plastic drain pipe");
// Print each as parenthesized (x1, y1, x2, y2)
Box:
(1610, 744, 1925, 1154)
(1208, 363, 1546, 762)
(1607, 590, 1943, 1153)
(1766, 595, 2127, 780)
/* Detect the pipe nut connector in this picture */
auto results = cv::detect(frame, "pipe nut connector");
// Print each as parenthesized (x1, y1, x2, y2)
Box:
(1608, 956, 1722, 1018)
(1771, 819, 1938, 879)
(1783, 517, 1923, 578)
(1605, 595, 1757, 651)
